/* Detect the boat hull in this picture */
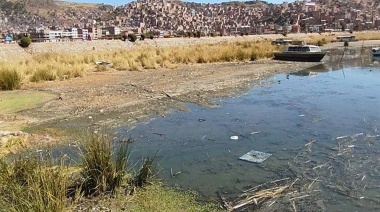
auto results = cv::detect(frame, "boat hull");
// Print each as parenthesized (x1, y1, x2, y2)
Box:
(372, 48, 380, 57)
(273, 52, 326, 62)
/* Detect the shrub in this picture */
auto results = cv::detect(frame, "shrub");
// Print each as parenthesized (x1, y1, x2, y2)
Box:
(140, 34, 145, 41)
(344, 41, 349, 47)
(316, 38, 327, 46)
(79, 132, 131, 196)
(121, 35, 127, 41)
(0, 155, 68, 211)
(133, 154, 156, 187)
(19, 36, 31, 48)
(0, 69, 21, 90)
(196, 31, 201, 38)
(128, 34, 137, 42)
(30, 69, 56, 82)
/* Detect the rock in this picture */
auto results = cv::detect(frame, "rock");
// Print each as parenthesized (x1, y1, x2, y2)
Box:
(0, 131, 11, 136)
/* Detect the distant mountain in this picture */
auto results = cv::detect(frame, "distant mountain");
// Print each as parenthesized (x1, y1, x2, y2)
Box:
(0, 0, 113, 31)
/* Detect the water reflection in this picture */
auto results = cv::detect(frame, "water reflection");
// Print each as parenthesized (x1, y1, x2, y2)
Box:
(290, 64, 329, 76)
(324, 47, 377, 70)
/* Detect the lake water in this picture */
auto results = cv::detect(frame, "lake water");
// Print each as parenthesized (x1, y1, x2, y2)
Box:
(117, 48, 380, 211)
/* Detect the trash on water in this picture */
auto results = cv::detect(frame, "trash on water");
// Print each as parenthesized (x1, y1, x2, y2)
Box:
(353, 133, 363, 137)
(336, 133, 363, 140)
(348, 145, 355, 148)
(230, 136, 239, 140)
(299, 114, 305, 117)
(239, 150, 272, 163)
(250, 131, 261, 135)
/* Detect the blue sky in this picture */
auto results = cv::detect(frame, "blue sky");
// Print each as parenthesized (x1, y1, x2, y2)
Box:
(63, 0, 291, 6)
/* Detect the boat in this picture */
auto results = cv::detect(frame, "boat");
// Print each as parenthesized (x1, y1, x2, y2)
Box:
(332, 35, 359, 42)
(372, 47, 380, 57)
(273, 45, 326, 62)
(271, 38, 305, 46)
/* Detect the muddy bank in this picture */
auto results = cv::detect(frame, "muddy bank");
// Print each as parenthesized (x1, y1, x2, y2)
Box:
(17, 61, 319, 130)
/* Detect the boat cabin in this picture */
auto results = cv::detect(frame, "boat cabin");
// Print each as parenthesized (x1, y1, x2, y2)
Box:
(285, 45, 322, 52)
(335, 35, 358, 42)
(271, 38, 305, 45)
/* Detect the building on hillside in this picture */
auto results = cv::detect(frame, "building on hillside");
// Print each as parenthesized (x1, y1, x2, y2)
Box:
(103, 26, 121, 36)
(88, 27, 101, 40)
(4, 34, 13, 43)
(48, 30, 60, 41)
(78, 28, 89, 40)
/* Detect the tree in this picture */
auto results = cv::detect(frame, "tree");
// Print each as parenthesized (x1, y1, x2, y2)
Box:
(128, 33, 137, 42)
(121, 34, 127, 41)
(19, 36, 31, 48)
(341, 22, 346, 32)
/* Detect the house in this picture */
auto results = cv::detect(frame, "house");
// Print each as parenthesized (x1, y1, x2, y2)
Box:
(5, 34, 13, 43)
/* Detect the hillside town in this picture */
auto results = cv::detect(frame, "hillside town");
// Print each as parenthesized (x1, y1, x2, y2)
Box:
(1, 0, 380, 42)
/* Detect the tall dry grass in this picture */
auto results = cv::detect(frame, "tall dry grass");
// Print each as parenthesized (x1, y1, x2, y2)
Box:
(0, 155, 68, 211)
(0, 40, 280, 90)
(304, 31, 380, 46)
(354, 31, 380, 40)
(0, 67, 21, 90)
(78, 132, 131, 196)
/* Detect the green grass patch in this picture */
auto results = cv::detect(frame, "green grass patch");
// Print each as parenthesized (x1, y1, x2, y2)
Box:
(0, 90, 57, 114)
(126, 182, 222, 212)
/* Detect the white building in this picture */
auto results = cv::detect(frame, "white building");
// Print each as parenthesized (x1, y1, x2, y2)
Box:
(114, 27, 121, 35)
(71, 28, 78, 38)
(48, 30, 63, 41)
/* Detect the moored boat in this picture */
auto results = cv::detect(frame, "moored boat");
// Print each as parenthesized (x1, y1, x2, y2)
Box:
(372, 47, 380, 57)
(273, 45, 326, 62)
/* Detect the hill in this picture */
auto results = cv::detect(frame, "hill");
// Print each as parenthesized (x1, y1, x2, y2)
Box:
(0, 0, 113, 32)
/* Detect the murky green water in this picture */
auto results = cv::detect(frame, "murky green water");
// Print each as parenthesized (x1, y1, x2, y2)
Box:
(117, 48, 380, 210)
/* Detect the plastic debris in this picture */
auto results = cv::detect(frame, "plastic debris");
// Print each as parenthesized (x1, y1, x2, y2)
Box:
(230, 136, 239, 140)
(95, 61, 113, 67)
(250, 131, 261, 135)
(239, 150, 272, 163)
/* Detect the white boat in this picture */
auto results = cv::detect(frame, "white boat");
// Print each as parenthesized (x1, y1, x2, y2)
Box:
(372, 47, 380, 57)
(273, 45, 326, 62)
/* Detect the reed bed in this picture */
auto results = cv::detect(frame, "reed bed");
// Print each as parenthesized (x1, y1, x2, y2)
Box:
(354, 31, 380, 40)
(0, 155, 68, 212)
(0, 131, 165, 210)
(0, 41, 279, 90)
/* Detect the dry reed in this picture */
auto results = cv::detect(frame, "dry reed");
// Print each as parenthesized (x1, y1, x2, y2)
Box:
(0, 40, 280, 89)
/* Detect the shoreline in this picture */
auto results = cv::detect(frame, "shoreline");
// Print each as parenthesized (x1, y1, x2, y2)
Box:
(0, 60, 320, 156)
(1, 36, 377, 153)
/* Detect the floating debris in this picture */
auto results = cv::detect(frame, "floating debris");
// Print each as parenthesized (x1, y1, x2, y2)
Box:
(336, 135, 349, 139)
(239, 150, 272, 163)
(230, 136, 239, 140)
